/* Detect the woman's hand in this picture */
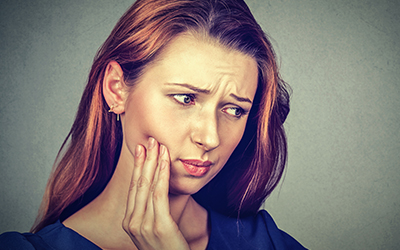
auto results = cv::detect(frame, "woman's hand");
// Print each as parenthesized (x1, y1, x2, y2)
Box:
(122, 137, 190, 250)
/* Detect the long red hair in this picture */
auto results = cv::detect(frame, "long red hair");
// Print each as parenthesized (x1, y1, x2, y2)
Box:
(31, 0, 290, 232)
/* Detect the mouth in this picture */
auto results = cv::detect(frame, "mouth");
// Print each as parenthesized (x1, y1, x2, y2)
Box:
(180, 159, 212, 177)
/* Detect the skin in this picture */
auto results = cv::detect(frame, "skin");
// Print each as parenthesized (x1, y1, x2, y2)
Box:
(63, 33, 258, 250)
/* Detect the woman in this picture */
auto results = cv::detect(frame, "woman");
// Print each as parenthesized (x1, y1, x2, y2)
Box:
(0, 0, 306, 249)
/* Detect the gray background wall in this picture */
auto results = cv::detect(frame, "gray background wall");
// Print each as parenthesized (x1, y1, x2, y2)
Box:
(0, 0, 399, 249)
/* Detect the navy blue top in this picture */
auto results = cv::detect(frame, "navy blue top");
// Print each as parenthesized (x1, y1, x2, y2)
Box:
(0, 209, 306, 249)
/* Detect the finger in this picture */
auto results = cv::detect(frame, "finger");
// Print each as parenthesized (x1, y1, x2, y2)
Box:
(141, 183, 155, 239)
(123, 144, 145, 228)
(151, 144, 164, 188)
(153, 145, 171, 219)
(141, 137, 159, 184)
(141, 145, 163, 232)
(130, 137, 159, 221)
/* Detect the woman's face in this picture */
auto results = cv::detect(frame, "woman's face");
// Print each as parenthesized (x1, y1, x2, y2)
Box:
(121, 34, 258, 195)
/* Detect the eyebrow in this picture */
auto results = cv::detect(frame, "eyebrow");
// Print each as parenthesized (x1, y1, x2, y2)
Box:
(165, 83, 252, 104)
(165, 83, 210, 94)
(230, 93, 252, 104)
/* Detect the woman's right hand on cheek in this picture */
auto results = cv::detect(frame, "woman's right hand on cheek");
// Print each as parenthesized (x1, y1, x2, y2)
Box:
(122, 137, 190, 250)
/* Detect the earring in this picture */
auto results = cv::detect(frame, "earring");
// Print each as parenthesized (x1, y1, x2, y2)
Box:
(108, 105, 120, 121)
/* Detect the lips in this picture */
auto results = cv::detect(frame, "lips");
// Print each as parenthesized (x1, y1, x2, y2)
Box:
(180, 159, 212, 177)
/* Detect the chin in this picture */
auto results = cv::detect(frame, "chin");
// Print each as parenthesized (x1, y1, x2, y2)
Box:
(168, 178, 206, 196)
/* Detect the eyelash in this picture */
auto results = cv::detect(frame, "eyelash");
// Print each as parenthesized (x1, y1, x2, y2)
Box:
(222, 107, 247, 118)
(172, 94, 196, 105)
(171, 94, 248, 118)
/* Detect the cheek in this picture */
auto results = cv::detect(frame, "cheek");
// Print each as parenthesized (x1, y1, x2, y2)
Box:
(124, 93, 187, 150)
(123, 93, 162, 152)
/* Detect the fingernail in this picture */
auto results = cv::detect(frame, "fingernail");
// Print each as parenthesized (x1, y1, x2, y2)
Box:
(160, 145, 165, 156)
(148, 137, 155, 149)
(135, 145, 142, 157)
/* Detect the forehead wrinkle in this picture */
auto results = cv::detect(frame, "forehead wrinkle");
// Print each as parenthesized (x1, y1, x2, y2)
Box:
(211, 71, 254, 102)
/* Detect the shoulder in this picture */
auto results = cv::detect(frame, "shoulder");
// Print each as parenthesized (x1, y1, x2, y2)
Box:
(0, 221, 101, 250)
(207, 209, 307, 250)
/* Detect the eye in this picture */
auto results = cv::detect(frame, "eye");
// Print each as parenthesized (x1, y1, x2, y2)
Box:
(173, 94, 195, 105)
(223, 107, 246, 118)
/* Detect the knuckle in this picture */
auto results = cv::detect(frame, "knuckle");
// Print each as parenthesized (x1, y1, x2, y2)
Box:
(150, 183, 157, 192)
(140, 222, 153, 237)
(128, 221, 142, 236)
(137, 175, 149, 188)
(153, 223, 164, 238)
(152, 189, 162, 201)
(129, 180, 137, 191)
(146, 155, 156, 163)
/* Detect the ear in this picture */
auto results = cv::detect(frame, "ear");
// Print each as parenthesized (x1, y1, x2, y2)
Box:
(103, 61, 126, 115)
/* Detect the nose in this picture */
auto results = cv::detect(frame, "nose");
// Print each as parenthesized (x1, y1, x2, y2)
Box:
(191, 112, 220, 152)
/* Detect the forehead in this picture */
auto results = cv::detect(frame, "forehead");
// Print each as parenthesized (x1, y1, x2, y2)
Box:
(141, 33, 258, 98)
